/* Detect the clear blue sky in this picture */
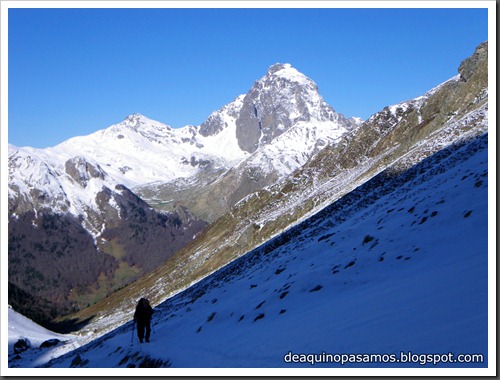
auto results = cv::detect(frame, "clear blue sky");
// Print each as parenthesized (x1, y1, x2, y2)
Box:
(7, 6, 489, 148)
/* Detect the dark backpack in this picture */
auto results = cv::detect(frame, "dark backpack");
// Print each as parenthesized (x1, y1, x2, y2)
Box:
(134, 298, 153, 322)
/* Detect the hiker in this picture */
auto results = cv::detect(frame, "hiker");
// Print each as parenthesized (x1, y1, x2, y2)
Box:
(134, 297, 154, 343)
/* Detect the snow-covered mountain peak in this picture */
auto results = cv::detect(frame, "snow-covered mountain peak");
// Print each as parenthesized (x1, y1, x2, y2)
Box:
(117, 113, 174, 137)
(260, 62, 317, 92)
(266, 62, 300, 77)
(267, 62, 291, 73)
(124, 112, 145, 124)
(266, 62, 308, 83)
(234, 63, 353, 153)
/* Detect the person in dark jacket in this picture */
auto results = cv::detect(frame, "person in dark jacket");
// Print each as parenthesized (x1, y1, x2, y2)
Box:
(134, 298, 154, 343)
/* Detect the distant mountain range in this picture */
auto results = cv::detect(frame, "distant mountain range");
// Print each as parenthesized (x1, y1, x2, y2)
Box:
(8, 62, 360, 325)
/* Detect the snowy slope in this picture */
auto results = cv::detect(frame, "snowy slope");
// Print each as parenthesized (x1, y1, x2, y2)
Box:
(12, 131, 487, 372)
(50, 109, 249, 188)
(8, 306, 77, 368)
(233, 118, 348, 179)
(8, 108, 247, 207)
(8, 144, 115, 222)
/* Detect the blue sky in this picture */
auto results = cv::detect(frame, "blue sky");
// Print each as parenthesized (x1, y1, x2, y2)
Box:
(7, 5, 489, 148)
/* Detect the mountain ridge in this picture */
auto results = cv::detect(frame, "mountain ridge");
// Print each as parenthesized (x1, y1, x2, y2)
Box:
(9, 62, 360, 219)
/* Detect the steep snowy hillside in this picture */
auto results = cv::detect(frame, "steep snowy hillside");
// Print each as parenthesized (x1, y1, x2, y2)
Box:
(11, 131, 487, 370)
(8, 306, 76, 368)
(48, 42, 488, 346)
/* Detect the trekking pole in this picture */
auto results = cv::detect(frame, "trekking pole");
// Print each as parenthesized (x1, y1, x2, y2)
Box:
(131, 322, 135, 345)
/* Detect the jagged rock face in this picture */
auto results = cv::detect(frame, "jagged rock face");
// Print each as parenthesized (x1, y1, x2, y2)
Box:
(198, 96, 243, 137)
(199, 112, 227, 137)
(235, 63, 343, 153)
(65, 156, 106, 188)
(459, 41, 488, 82)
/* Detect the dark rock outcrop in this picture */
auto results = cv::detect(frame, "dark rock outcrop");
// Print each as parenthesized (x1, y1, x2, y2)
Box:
(65, 156, 106, 188)
(13, 338, 31, 354)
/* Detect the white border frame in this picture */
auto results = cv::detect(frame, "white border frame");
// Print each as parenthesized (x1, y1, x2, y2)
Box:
(1, 1, 496, 377)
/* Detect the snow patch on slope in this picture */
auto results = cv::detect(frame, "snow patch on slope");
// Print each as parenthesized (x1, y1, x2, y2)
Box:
(8, 306, 76, 368)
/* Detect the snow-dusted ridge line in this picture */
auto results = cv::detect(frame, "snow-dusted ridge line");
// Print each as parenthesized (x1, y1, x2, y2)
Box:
(233, 99, 487, 250)
(375, 74, 462, 123)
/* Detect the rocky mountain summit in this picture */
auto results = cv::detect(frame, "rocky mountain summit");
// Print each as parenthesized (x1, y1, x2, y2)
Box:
(136, 64, 360, 221)
(234, 63, 359, 153)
